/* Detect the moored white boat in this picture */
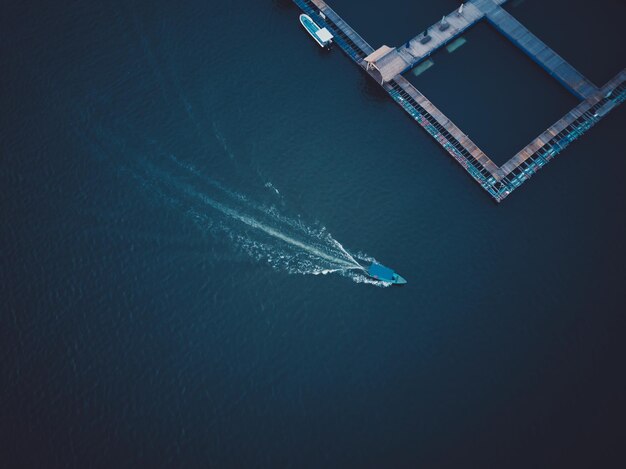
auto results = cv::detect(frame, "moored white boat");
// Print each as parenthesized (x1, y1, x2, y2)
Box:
(299, 14, 333, 48)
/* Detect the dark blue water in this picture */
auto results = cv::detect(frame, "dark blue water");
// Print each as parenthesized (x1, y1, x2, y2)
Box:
(2, 0, 625, 467)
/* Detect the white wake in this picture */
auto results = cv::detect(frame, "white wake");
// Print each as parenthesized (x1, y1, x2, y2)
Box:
(130, 157, 388, 286)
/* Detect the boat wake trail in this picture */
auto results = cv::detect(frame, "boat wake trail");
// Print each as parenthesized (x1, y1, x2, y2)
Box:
(68, 14, 390, 287)
(131, 156, 387, 286)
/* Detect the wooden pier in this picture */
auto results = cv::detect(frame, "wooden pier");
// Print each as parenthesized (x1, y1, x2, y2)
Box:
(497, 70, 626, 185)
(293, 0, 626, 201)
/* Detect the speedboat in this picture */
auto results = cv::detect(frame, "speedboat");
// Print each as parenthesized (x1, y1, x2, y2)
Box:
(367, 263, 407, 285)
(299, 14, 333, 49)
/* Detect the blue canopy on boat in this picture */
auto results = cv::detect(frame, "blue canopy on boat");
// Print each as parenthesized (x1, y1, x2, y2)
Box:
(368, 263, 395, 281)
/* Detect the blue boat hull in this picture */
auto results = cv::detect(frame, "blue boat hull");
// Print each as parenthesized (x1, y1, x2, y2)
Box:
(367, 263, 407, 285)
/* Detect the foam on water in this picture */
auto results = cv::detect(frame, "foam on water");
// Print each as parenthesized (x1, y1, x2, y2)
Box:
(354, 252, 378, 263)
(212, 121, 235, 159)
(264, 182, 281, 197)
(128, 157, 385, 285)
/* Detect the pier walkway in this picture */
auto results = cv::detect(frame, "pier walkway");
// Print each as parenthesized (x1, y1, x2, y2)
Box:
(292, 0, 626, 201)
(483, 1, 599, 99)
(498, 70, 626, 181)
(367, 0, 598, 100)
